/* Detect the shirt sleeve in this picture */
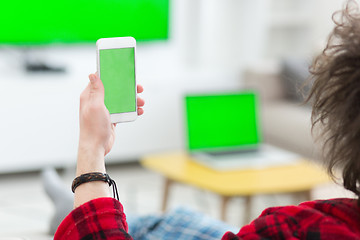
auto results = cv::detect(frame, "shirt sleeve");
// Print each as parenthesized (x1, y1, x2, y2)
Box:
(221, 206, 299, 240)
(221, 199, 360, 240)
(54, 197, 133, 240)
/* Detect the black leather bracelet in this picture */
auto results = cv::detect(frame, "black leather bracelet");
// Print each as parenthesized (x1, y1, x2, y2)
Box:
(71, 172, 119, 200)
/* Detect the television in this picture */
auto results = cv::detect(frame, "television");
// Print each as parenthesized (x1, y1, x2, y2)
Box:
(0, 0, 169, 45)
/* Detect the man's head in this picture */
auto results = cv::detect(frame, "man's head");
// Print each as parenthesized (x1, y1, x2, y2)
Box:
(309, 0, 360, 198)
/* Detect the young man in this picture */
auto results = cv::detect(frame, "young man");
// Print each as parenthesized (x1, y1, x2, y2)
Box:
(55, 1, 360, 239)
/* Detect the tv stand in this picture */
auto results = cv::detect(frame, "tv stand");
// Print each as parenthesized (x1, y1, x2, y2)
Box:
(25, 61, 66, 73)
(20, 47, 67, 73)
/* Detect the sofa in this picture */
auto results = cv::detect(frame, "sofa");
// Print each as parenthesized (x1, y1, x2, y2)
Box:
(242, 59, 322, 162)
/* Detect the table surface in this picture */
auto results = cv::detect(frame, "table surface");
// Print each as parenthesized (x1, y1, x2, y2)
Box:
(141, 151, 330, 196)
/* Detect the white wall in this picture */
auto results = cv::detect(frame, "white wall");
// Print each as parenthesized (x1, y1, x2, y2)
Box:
(312, 0, 344, 50)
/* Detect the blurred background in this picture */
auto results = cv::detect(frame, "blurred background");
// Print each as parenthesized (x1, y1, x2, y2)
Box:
(0, 0, 344, 172)
(0, 0, 353, 238)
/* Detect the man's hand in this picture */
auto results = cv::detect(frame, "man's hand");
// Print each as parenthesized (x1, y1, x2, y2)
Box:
(79, 73, 144, 157)
(74, 73, 144, 207)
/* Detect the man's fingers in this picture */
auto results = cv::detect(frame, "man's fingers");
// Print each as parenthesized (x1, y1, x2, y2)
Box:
(137, 97, 145, 107)
(137, 85, 144, 94)
(89, 73, 104, 99)
(86, 75, 143, 113)
(137, 107, 144, 116)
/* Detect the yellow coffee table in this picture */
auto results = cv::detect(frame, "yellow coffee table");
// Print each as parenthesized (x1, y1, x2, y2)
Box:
(141, 151, 329, 223)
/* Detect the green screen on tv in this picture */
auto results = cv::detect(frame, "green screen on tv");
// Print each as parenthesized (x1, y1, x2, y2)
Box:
(0, 0, 169, 45)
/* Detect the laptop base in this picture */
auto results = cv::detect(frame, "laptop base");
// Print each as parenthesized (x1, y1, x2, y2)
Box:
(190, 144, 300, 171)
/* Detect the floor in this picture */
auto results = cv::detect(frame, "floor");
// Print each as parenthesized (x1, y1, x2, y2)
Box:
(0, 162, 355, 239)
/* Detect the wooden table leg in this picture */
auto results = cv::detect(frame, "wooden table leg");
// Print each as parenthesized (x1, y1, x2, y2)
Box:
(221, 196, 230, 221)
(162, 178, 173, 212)
(244, 195, 252, 224)
(293, 190, 312, 203)
(303, 190, 311, 201)
(222, 195, 252, 224)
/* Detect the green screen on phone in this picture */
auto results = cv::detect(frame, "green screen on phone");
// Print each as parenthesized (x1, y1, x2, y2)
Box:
(99, 48, 136, 114)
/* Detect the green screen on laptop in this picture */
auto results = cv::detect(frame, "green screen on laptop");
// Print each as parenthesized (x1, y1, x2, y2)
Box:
(185, 92, 261, 152)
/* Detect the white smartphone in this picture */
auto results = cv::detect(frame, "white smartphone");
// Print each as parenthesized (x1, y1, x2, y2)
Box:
(96, 37, 137, 123)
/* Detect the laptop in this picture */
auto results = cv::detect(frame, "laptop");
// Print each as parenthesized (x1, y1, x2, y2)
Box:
(184, 91, 299, 170)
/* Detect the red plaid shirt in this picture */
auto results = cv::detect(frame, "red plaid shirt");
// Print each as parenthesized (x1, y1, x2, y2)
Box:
(55, 197, 360, 240)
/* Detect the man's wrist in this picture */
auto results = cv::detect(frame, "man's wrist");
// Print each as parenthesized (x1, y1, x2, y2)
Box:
(77, 143, 106, 176)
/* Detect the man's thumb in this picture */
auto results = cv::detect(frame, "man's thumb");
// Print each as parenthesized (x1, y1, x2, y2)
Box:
(89, 74, 104, 95)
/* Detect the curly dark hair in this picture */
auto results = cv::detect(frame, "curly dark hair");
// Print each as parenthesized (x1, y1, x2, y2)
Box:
(308, 0, 360, 199)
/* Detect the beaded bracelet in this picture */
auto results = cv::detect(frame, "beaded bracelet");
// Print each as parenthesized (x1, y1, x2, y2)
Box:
(71, 172, 119, 200)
